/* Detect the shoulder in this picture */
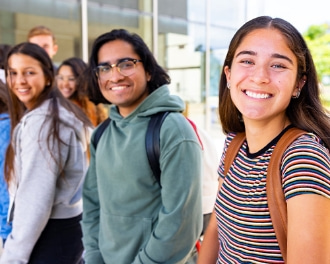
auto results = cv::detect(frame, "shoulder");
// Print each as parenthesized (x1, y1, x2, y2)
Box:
(0, 112, 9, 120)
(283, 133, 329, 162)
(0, 116, 10, 149)
(218, 132, 247, 178)
(282, 133, 330, 199)
(161, 112, 198, 141)
(0, 113, 10, 130)
(156, 113, 202, 158)
(20, 109, 47, 130)
(223, 132, 245, 154)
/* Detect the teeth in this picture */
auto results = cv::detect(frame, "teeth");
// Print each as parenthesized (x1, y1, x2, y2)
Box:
(111, 86, 126, 91)
(245, 90, 271, 99)
(17, 88, 29, 93)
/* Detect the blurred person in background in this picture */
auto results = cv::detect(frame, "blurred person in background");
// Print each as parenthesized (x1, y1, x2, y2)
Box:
(0, 44, 11, 83)
(27, 25, 58, 69)
(0, 81, 11, 251)
(56, 57, 108, 127)
(0, 44, 12, 252)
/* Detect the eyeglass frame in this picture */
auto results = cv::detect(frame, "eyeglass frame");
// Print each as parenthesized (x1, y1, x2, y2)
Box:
(94, 58, 143, 79)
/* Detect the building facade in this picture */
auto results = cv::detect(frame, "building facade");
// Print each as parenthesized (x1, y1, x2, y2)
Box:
(0, 0, 255, 128)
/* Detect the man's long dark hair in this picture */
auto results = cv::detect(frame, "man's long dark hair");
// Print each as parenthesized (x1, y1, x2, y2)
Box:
(87, 29, 171, 104)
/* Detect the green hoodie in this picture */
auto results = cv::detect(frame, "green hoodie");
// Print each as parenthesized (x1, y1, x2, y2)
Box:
(82, 85, 202, 264)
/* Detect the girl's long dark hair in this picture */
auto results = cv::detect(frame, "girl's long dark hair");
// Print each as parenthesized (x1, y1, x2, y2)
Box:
(218, 16, 330, 149)
(4, 42, 92, 182)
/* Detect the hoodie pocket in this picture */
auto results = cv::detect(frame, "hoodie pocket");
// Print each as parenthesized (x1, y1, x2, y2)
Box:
(99, 212, 153, 263)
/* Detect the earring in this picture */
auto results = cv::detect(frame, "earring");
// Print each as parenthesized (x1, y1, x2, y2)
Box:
(47, 81, 51, 86)
(292, 89, 301, 99)
(227, 82, 230, 89)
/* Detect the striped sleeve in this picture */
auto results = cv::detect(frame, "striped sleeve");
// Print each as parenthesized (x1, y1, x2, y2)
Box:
(282, 133, 330, 200)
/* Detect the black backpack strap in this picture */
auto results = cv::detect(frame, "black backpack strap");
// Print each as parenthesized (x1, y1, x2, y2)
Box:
(145, 112, 170, 186)
(92, 117, 111, 149)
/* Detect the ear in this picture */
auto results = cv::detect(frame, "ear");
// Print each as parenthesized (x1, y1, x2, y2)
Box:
(298, 75, 307, 90)
(293, 75, 306, 96)
(224, 66, 231, 83)
(146, 72, 151, 82)
(53, 44, 58, 56)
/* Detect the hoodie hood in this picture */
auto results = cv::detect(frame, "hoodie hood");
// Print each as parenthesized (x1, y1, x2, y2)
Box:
(20, 99, 91, 151)
(109, 85, 185, 121)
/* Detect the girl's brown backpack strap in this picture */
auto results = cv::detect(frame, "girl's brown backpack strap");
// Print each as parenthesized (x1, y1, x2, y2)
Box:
(267, 127, 307, 263)
(224, 133, 246, 176)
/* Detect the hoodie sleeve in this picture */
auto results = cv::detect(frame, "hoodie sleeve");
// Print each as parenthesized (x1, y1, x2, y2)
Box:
(81, 135, 104, 264)
(133, 115, 203, 264)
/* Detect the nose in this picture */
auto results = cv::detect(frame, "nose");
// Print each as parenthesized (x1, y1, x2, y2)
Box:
(250, 65, 270, 84)
(62, 78, 70, 86)
(109, 66, 124, 82)
(16, 73, 27, 84)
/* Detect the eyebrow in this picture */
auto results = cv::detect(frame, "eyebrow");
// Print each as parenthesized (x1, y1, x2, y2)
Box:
(236, 50, 294, 65)
(8, 67, 36, 71)
(97, 57, 135, 66)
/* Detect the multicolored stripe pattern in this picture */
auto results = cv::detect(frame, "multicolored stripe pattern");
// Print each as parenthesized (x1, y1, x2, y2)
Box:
(215, 132, 330, 264)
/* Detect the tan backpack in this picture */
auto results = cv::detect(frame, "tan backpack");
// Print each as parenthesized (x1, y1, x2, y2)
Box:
(223, 127, 307, 263)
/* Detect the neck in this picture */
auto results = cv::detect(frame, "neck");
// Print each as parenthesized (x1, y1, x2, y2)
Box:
(244, 117, 290, 153)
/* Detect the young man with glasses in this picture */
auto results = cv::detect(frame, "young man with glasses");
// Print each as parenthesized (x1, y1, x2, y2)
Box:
(81, 29, 203, 264)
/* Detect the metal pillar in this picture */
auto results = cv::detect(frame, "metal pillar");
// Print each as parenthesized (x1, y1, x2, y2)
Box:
(204, 0, 211, 131)
(152, 0, 158, 59)
(81, 0, 88, 63)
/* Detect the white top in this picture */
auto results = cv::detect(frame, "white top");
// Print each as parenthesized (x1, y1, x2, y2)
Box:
(196, 126, 220, 214)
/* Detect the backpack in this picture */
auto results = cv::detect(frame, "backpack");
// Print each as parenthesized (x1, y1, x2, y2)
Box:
(223, 127, 307, 263)
(91, 111, 202, 186)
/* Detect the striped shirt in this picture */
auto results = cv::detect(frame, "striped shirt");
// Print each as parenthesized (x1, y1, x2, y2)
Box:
(216, 129, 330, 264)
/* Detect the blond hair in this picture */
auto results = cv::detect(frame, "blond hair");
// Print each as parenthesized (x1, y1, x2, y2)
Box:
(27, 25, 56, 44)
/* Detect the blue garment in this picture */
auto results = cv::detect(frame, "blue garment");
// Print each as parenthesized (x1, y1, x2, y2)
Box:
(0, 112, 12, 240)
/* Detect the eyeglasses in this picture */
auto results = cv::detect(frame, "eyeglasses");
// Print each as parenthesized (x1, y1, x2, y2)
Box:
(94, 58, 142, 80)
(56, 75, 76, 83)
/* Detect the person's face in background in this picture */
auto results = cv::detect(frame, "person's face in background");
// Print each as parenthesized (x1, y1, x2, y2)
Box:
(56, 65, 76, 98)
(7, 53, 48, 110)
(29, 34, 58, 59)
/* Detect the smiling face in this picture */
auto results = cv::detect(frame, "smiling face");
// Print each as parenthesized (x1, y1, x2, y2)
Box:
(56, 65, 76, 98)
(7, 53, 48, 110)
(96, 39, 150, 117)
(224, 28, 305, 126)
